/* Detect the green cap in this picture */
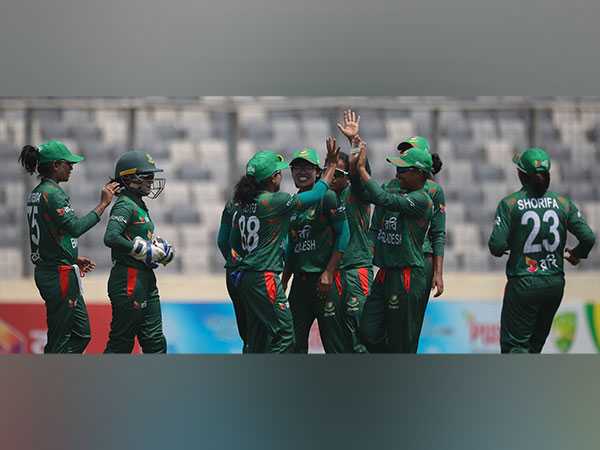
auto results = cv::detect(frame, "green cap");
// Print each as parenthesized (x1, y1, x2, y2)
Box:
(386, 146, 433, 173)
(513, 147, 551, 174)
(114, 150, 163, 179)
(246, 150, 289, 182)
(397, 136, 430, 153)
(290, 147, 321, 167)
(37, 140, 85, 165)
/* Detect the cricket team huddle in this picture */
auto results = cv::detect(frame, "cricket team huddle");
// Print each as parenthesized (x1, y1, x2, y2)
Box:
(19, 109, 596, 354)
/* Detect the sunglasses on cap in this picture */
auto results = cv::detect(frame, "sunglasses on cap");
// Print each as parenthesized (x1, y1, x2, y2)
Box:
(334, 168, 349, 178)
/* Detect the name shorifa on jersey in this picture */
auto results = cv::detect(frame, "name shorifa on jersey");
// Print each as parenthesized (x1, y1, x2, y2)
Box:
(517, 197, 559, 211)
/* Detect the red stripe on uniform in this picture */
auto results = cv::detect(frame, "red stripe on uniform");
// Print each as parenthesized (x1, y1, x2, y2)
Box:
(264, 272, 277, 304)
(127, 267, 138, 298)
(334, 271, 342, 297)
(375, 268, 386, 284)
(403, 267, 412, 293)
(58, 265, 71, 299)
(358, 267, 370, 296)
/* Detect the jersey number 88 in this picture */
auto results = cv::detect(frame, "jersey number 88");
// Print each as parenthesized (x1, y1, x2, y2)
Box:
(239, 215, 260, 252)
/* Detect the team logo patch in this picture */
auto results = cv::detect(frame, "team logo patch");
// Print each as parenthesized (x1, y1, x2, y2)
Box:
(323, 301, 336, 317)
(145, 153, 155, 165)
(68, 299, 78, 308)
(388, 295, 400, 310)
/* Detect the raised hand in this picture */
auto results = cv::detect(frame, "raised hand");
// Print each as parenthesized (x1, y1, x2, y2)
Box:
(337, 109, 360, 143)
(325, 136, 340, 165)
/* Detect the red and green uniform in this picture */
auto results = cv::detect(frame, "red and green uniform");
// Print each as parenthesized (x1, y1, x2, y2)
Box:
(335, 183, 374, 353)
(230, 180, 330, 353)
(361, 179, 433, 353)
(103, 190, 167, 353)
(286, 190, 350, 353)
(489, 187, 596, 353)
(217, 199, 247, 352)
(416, 180, 446, 351)
(26, 179, 99, 353)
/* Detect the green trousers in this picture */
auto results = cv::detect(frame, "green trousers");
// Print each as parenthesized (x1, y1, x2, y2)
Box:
(104, 264, 167, 354)
(338, 267, 373, 353)
(360, 266, 426, 353)
(238, 270, 295, 353)
(288, 272, 348, 353)
(412, 255, 433, 353)
(500, 275, 565, 353)
(226, 268, 248, 353)
(34, 265, 91, 354)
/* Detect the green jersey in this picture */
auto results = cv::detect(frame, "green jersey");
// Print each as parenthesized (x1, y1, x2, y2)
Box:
(217, 200, 242, 269)
(422, 180, 446, 256)
(26, 179, 100, 267)
(338, 184, 373, 270)
(104, 190, 155, 270)
(365, 179, 433, 269)
(287, 190, 346, 273)
(230, 181, 331, 272)
(489, 187, 596, 278)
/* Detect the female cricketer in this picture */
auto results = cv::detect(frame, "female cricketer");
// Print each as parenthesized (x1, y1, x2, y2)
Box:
(282, 146, 350, 353)
(19, 140, 118, 353)
(488, 147, 595, 353)
(217, 199, 248, 352)
(393, 136, 446, 352)
(103, 150, 175, 353)
(331, 109, 376, 353)
(355, 141, 434, 353)
(228, 139, 339, 353)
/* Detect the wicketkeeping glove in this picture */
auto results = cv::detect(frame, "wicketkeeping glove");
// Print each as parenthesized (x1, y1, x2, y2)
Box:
(152, 236, 175, 266)
(130, 236, 167, 269)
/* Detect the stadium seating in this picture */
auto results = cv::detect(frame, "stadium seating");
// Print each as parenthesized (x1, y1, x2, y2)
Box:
(1, 98, 599, 279)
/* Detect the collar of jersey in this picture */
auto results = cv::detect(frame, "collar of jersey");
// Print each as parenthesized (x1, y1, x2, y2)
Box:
(119, 189, 148, 210)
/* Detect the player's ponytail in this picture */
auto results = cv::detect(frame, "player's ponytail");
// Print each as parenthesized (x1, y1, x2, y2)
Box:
(18, 145, 40, 175)
(431, 153, 443, 175)
(234, 175, 262, 205)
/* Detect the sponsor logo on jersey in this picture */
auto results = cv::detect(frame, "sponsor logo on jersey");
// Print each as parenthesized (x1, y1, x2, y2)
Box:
(298, 225, 312, 239)
(551, 312, 576, 353)
(439, 204, 446, 214)
(525, 256, 538, 273)
(68, 298, 78, 308)
(70, 238, 78, 249)
(384, 216, 397, 231)
(56, 206, 73, 217)
(517, 197, 559, 211)
(110, 215, 127, 223)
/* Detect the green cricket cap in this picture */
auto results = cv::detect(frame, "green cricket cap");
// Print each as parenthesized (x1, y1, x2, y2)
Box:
(246, 150, 289, 182)
(386, 146, 433, 173)
(37, 140, 85, 165)
(397, 136, 430, 153)
(513, 147, 551, 174)
(290, 147, 321, 167)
